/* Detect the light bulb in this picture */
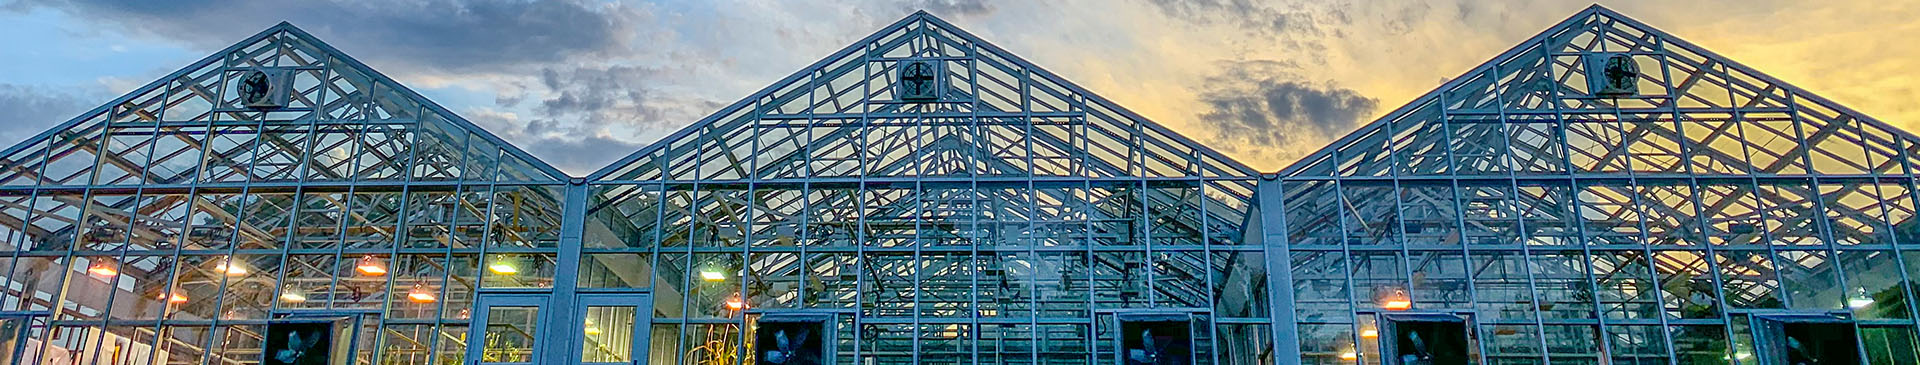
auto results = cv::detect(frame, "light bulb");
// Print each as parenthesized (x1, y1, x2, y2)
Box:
(1360, 328, 1378, 338)
(87, 259, 118, 277)
(1339, 352, 1358, 361)
(1850, 296, 1875, 309)
(1850, 288, 1875, 309)
(701, 270, 726, 282)
(356, 255, 387, 276)
(488, 259, 519, 275)
(280, 288, 308, 303)
(407, 283, 437, 303)
(1382, 288, 1412, 310)
(214, 260, 248, 276)
(1383, 299, 1412, 310)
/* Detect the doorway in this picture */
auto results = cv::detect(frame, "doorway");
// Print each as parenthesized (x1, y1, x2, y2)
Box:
(1379, 313, 1474, 365)
(576, 293, 651, 365)
(467, 295, 550, 365)
(1755, 315, 1862, 365)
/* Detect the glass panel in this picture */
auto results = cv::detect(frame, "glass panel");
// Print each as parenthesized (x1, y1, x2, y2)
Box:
(0, 317, 19, 365)
(582, 306, 636, 363)
(481, 254, 556, 289)
(1672, 324, 1729, 364)
(482, 306, 539, 363)
(580, 253, 653, 288)
(648, 324, 680, 365)
(1862, 326, 1920, 365)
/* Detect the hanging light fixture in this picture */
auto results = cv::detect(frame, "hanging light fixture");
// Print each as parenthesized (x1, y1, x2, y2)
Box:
(407, 282, 437, 303)
(159, 290, 188, 303)
(488, 255, 519, 275)
(700, 269, 726, 282)
(724, 294, 746, 311)
(355, 255, 388, 276)
(87, 257, 119, 277)
(279, 286, 308, 303)
(1381, 288, 1412, 311)
(1339, 352, 1358, 361)
(584, 318, 602, 335)
(213, 258, 248, 276)
(1850, 287, 1875, 309)
(1360, 327, 1378, 338)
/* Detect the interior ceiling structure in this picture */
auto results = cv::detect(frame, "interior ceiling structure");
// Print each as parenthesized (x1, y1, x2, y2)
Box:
(0, 22, 570, 364)
(578, 11, 1268, 364)
(1279, 4, 1919, 326)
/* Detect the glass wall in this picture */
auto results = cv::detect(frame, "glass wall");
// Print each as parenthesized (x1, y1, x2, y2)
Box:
(582, 13, 1274, 365)
(1271, 8, 1920, 364)
(0, 28, 569, 365)
(11, 5, 1917, 365)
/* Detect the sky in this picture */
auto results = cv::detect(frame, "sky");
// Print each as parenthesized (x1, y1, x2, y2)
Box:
(1, 0, 1916, 176)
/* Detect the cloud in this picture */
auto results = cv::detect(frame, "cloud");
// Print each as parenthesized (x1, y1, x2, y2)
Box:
(1142, 0, 1343, 36)
(0, 84, 98, 148)
(517, 134, 649, 175)
(904, 0, 994, 16)
(1190, 60, 1377, 158)
(8, 0, 641, 73)
(531, 64, 727, 130)
(462, 108, 648, 175)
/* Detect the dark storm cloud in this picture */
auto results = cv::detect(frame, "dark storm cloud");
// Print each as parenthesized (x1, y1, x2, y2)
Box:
(0, 84, 99, 148)
(1192, 61, 1378, 153)
(461, 109, 650, 175)
(533, 65, 723, 128)
(8, 0, 639, 73)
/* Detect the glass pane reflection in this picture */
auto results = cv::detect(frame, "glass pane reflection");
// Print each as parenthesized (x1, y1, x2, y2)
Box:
(583, 306, 636, 363)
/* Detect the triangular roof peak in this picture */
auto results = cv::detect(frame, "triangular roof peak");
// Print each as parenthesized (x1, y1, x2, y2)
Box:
(0, 21, 570, 186)
(591, 11, 1255, 181)
(1277, 5, 1918, 178)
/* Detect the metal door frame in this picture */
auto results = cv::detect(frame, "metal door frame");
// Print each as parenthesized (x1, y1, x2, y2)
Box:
(467, 294, 552, 365)
(749, 311, 837, 365)
(1111, 309, 1205, 365)
(1750, 312, 1865, 365)
(1375, 311, 1478, 365)
(574, 293, 652, 365)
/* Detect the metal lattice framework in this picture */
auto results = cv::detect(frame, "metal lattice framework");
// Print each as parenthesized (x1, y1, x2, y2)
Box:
(0, 23, 569, 365)
(1271, 5, 1920, 364)
(582, 11, 1272, 365)
(2, 4, 1915, 365)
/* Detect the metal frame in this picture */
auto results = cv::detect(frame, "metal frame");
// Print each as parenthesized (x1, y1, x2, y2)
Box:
(0, 3, 1912, 365)
(0, 21, 570, 365)
(749, 311, 837, 365)
(574, 292, 653, 365)
(466, 293, 549, 365)
(581, 10, 1268, 365)
(1263, 4, 1920, 364)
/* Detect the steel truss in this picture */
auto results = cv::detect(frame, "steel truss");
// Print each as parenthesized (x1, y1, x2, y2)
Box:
(0, 4, 1911, 365)
(0, 23, 569, 365)
(583, 11, 1269, 365)
(1269, 5, 1920, 364)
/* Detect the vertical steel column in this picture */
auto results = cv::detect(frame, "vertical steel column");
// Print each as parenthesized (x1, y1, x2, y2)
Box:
(1257, 174, 1301, 361)
(544, 179, 589, 364)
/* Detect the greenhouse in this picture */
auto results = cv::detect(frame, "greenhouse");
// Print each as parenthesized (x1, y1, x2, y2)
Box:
(0, 4, 1912, 365)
